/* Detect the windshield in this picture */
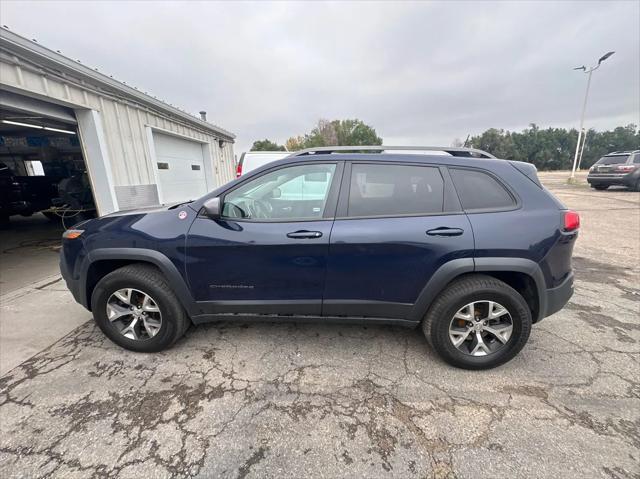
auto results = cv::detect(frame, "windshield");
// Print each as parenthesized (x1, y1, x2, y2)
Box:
(595, 155, 629, 165)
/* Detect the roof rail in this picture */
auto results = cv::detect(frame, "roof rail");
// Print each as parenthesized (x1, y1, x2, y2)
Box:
(287, 145, 496, 159)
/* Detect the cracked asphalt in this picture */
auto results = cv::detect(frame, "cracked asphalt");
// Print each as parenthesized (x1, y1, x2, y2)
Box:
(1, 172, 638, 478)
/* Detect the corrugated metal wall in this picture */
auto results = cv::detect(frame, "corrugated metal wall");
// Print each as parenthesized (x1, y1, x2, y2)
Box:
(0, 45, 235, 210)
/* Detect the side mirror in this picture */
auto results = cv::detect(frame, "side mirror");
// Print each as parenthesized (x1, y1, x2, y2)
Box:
(203, 197, 221, 219)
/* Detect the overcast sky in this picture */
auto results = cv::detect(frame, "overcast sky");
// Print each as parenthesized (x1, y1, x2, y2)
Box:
(2, 1, 638, 154)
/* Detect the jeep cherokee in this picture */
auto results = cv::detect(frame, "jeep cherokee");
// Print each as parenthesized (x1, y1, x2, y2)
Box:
(60, 146, 578, 369)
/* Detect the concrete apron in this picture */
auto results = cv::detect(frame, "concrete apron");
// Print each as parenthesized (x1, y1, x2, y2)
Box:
(0, 273, 89, 375)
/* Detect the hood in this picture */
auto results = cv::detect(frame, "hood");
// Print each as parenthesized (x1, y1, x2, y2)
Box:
(103, 201, 192, 217)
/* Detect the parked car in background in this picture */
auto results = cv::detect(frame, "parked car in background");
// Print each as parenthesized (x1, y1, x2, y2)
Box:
(587, 150, 640, 191)
(236, 151, 291, 177)
(0, 162, 60, 225)
(60, 146, 579, 370)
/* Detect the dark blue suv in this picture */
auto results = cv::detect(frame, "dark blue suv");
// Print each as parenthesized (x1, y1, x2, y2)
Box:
(60, 146, 578, 369)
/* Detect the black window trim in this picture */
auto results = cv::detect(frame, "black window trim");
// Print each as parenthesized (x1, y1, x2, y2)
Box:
(335, 160, 463, 220)
(447, 166, 521, 214)
(205, 160, 344, 224)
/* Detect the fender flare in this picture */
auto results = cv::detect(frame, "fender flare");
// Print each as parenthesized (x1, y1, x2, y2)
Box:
(408, 258, 474, 321)
(474, 257, 546, 322)
(407, 257, 546, 322)
(83, 248, 198, 316)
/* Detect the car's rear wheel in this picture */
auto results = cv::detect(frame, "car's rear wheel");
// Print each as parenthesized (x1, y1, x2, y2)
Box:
(91, 264, 190, 352)
(422, 275, 532, 370)
(592, 184, 609, 190)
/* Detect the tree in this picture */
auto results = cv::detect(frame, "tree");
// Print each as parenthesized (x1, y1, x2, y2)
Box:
(333, 119, 383, 146)
(285, 136, 305, 152)
(250, 139, 286, 151)
(286, 119, 383, 150)
(468, 124, 638, 171)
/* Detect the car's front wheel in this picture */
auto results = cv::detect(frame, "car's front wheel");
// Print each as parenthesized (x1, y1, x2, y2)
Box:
(592, 184, 609, 190)
(91, 264, 190, 352)
(422, 275, 532, 370)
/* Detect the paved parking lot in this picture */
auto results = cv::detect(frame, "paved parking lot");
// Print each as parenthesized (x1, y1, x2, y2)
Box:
(1, 172, 638, 478)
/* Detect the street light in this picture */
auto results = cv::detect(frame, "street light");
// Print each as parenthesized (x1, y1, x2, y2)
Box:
(569, 51, 615, 179)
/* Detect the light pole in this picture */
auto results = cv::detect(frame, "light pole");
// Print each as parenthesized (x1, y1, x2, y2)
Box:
(577, 127, 587, 171)
(569, 51, 615, 180)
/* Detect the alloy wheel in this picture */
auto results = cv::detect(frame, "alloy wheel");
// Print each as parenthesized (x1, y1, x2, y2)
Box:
(448, 301, 513, 356)
(106, 288, 162, 341)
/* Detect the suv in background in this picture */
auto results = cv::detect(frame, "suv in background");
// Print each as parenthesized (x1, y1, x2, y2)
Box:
(587, 150, 640, 191)
(60, 146, 579, 370)
(0, 162, 60, 225)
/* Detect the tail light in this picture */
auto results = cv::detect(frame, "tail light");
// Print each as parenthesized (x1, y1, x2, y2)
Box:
(235, 162, 242, 177)
(563, 210, 580, 232)
(615, 165, 635, 172)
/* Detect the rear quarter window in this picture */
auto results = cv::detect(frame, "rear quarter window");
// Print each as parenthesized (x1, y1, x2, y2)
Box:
(450, 168, 516, 211)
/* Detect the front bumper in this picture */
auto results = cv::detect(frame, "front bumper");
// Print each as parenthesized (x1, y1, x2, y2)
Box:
(59, 248, 87, 308)
(542, 272, 574, 318)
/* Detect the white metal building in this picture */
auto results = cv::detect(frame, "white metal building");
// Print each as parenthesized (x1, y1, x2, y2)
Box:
(0, 27, 235, 216)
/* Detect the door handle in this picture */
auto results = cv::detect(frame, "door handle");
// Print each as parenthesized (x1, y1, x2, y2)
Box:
(426, 227, 464, 237)
(287, 230, 323, 239)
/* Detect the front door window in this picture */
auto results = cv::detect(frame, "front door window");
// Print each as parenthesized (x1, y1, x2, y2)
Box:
(223, 163, 337, 220)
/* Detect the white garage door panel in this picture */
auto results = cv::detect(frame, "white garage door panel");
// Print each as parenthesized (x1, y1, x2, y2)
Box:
(153, 132, 208, 204)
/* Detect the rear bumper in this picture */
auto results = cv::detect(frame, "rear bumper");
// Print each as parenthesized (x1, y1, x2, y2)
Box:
(542, 272, 574, 319)
(587, 173, 635, 187)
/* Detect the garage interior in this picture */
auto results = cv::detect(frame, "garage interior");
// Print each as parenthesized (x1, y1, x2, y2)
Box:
(0, 102, 95, 293)
(0, 28, 236, 297)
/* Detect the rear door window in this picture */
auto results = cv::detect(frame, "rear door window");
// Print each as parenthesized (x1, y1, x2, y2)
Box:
(347, 164, 444, 217)
(450, 168, 516, 211)
(595, 155, 629, 165)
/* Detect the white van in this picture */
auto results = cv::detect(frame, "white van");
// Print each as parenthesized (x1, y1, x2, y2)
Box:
(236, 151, 291, 177)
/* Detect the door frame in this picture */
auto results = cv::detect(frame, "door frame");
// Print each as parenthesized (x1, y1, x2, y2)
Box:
(185, 160, 347, 317)
(322, 159, 469, 318)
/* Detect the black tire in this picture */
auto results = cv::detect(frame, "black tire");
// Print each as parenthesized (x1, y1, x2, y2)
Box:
(91, 264, 191, 352)
(422, 275, 532, 370)
(633, 179, 640, 192)
(592, 184, 608, 190)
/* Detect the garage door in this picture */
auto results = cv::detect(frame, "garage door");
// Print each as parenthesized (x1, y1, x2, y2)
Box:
(153, 132, 208, 204)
